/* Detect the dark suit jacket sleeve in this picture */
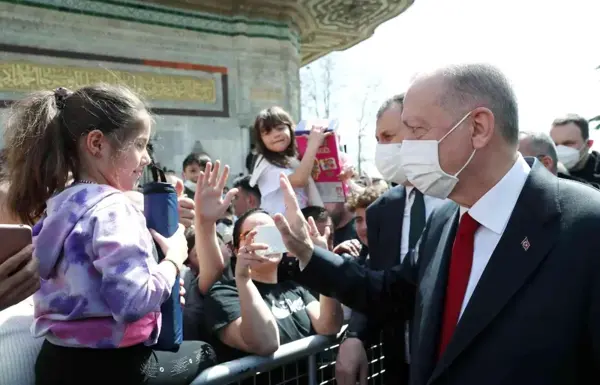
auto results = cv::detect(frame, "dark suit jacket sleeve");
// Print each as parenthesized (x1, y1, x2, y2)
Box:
(590, 254, 600, 371)
(346, 255, 381, 342)
(300, 246, 416, 324)
(345, 196, 383, 342)
(346, 312, 372, 341)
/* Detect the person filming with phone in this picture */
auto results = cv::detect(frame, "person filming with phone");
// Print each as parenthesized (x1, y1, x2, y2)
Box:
(203, 207, 343, 363)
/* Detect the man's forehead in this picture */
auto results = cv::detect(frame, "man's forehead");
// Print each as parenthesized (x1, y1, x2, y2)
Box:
(551, 123, 581, 139)
(376, 105, 403, 131)
(403, 75, 447, 121)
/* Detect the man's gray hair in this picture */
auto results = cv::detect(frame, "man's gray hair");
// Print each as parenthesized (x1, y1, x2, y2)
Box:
(376, 94, 405, 121)
(437, 63, 519, 145)
(519, 131, 558, 174)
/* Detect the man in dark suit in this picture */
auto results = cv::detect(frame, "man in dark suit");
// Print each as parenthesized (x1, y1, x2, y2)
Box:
(335, 95, 445, 385)
(337, 186, 406, 384)
(272, 63, 600, 385)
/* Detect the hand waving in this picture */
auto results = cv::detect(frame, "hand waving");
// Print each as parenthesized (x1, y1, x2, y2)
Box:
(307, 216, 331, 250)
(273, 173, 314, 264)
(194, 161, 238, 225)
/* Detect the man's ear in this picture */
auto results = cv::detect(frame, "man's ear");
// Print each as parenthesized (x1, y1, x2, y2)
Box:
(471, 107, 495, 150)
(587, 139, 594, 148)
(249, 193, 260, 207)
(540, 155, 554, 173)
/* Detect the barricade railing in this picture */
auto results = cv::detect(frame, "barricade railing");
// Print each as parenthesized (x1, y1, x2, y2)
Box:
(191, 326, 386, 385)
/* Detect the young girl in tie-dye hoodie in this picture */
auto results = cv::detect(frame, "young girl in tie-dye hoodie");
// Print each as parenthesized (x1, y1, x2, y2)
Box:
(3, 84, 215, 385)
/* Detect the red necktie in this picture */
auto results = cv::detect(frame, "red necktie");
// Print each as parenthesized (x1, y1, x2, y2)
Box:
(438, 212, 480, 358)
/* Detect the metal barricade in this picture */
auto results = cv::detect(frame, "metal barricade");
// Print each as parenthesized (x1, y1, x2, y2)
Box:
(191, 328, 386, 385)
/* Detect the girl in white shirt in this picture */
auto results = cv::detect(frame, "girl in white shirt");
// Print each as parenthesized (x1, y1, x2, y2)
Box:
(249, 106, 327, 215)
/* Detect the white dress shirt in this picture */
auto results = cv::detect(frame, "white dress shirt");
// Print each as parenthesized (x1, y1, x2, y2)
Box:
(401, 186, 447, 262)
(458, 155, 531, 319)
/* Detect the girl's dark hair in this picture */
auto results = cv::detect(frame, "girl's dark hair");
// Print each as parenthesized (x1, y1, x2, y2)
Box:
(232, 207, 270, 251)
(4, 84, 150, 224)
(252, 106, 297, 168)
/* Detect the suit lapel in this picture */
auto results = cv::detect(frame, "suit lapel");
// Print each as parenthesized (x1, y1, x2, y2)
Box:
(429, 161, 562, 383)
(412, 204, 459, 385)
(385, 187, 406, 267)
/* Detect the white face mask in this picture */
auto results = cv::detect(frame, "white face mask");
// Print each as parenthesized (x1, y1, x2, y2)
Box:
(556, 145, 582, 170)
(375, 142, 407, 185)
(399, 112, 476, 199)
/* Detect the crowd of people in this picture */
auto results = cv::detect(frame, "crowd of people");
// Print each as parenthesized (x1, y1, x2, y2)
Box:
(1, 61, 600, 385)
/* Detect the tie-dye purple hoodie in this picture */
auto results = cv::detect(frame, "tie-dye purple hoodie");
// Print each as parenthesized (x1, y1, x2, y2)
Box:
(32, 184, 175, 348)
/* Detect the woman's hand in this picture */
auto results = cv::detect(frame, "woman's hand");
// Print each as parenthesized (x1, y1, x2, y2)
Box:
(195, 161, 238, 225)
(235, 230, 269, 280)
(333, 239, 363, 258)
(151, 224, 188, 270)
(307, 216, 331, 250)
(0, 245, 40, 311)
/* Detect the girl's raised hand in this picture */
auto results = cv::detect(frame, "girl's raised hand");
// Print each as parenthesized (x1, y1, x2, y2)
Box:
(194, 161, 238, 225)
(307, 125, 331, 149)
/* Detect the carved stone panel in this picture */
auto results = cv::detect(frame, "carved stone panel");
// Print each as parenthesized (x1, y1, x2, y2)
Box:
(148, 0, 414, 64)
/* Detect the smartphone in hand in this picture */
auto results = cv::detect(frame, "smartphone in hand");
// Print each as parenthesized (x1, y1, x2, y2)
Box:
(0, 224, 33, 272)
(254, 225, 287, 256)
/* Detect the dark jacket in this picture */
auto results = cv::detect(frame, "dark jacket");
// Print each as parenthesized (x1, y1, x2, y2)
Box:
(568, 150, 600, 188)
(298, 159, 600, 385)
(346, 186, 408, 384)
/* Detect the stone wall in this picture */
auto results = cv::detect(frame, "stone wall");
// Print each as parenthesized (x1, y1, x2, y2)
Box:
(0, 0, 301, 177)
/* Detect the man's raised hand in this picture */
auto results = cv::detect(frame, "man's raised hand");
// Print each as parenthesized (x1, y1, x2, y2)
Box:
(194, 161, 238, 225)
(273, 173, 314, 264)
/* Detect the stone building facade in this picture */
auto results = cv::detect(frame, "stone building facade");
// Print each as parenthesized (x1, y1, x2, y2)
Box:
(0, 0, 412, 177)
